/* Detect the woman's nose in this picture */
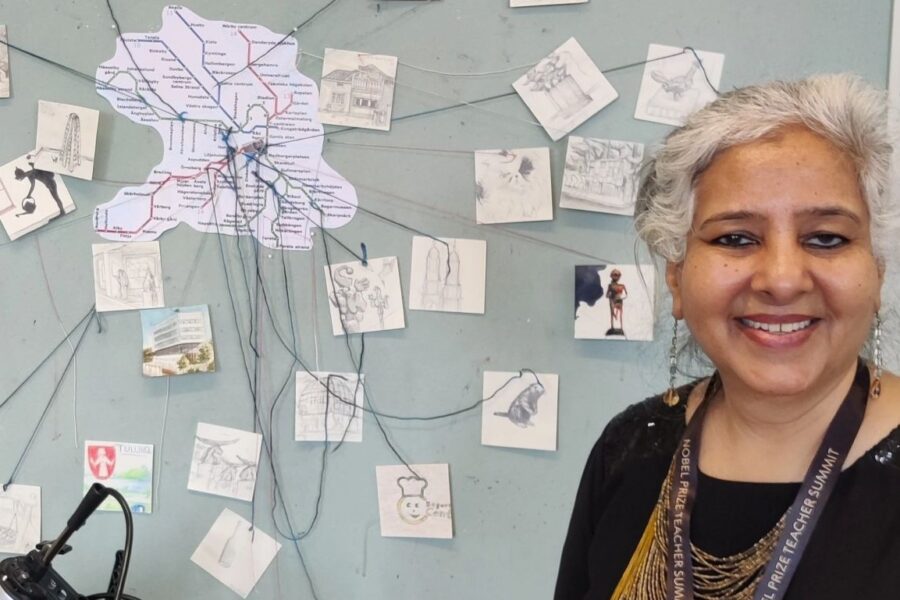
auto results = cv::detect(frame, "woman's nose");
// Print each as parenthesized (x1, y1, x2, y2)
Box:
(749, 237, 815, 303)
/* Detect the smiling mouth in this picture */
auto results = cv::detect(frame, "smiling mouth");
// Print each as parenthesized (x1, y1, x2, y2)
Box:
(738, 318, 818, 334)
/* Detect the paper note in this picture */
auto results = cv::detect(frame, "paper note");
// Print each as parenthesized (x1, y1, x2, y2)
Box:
(560, 137, 644, 215)
(0, 484, 40, 555)
(376, 464, 453, 539)
(92, 242, 165, 312)
(84, 441, 154, 513)
(408, 237, 487, 314)
(319, 48, 398, 131)
(482, 371, 559, 451)
(323, 256, 406, 335)
(0, 26, 10, 98)
(188, 423, 262, 502)
(34, 100, 99, 180)
(0, 153, 75, 241)
(475, 148, 553, 224)
(191, 509, 281, 599)
(296, 371, 364, 443)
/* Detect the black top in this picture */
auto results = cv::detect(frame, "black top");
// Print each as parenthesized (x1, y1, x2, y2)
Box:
(554, 383, 900, 599)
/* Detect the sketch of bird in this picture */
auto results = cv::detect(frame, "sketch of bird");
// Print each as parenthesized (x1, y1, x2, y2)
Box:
(650, 64, 698, 100)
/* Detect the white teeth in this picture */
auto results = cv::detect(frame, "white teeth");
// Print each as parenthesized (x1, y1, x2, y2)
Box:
(740, 318, 813, 333)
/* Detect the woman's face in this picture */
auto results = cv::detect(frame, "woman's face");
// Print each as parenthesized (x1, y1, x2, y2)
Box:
(667, 126, 883, 397)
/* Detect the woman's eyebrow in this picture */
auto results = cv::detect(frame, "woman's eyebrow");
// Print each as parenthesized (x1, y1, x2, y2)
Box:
(698, 206, 863, 229)
(799, 206, 862, 224)
(697, 210, 758, 228)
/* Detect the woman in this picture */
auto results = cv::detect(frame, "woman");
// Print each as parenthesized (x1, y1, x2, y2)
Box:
(554, 74, 900, 599)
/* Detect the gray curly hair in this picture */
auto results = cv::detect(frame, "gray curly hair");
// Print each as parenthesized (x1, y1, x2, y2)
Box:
(635, 73, 895, 263)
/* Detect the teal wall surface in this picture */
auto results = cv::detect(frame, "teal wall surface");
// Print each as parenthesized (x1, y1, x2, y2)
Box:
(0, 1, 893, 599)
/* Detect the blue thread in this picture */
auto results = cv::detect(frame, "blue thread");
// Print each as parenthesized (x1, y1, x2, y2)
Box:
(360, 243, 368, 266)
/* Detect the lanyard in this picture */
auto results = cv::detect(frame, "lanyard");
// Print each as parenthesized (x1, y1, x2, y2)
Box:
(666, 360, 869, 600)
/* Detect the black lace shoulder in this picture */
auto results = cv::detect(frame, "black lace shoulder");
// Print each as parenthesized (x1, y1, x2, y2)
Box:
(867, 425, 900, 471)
(598, 380, 700, 482)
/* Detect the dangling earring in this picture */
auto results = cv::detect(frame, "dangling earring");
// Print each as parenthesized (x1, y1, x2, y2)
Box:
(664, 319, 680, 407)
(871, 312, 883, 399)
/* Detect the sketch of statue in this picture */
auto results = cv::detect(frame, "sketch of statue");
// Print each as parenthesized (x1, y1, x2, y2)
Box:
(605, 268, 628, 336)
(329, 265, 371, 333)
(420, 240, 462, 311)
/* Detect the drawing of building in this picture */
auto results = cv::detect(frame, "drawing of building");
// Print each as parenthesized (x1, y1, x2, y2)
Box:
(149, 309, 208, 356)
(320, 64, 395, 127)
(297, 376, 361, 434)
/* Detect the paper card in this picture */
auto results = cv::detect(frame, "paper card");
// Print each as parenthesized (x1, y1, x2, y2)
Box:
(560, 137, 644, 215)
(323, 256, 406, 335)
(408, 237, 487, 314)
(481, 371, 558, 451)
(475, 148, 553, 224)
(83, 441, 154, 513)
(511, 0, 587, 5)
(92, 241, 165, 312)
(376, 464, 453, 539)
(634, 43, 725, 126)
(141, 305, 215, 377)
(0, 26, 10, 98)
(0, 152, 75, 241)
(575, 264, 655, 341)
(188, 423, 262, 502)
(513, 38, 617, 141)
(319, 48, 398, 131)
(34, 100, 100, 180)
(191, 509, 281, 599)
(295, 371, 364, 443)
(0, 485, 40, 555)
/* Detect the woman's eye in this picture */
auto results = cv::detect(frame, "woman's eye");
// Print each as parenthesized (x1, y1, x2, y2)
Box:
(805, 233, 848, 249)
(712, 233, 756, 247)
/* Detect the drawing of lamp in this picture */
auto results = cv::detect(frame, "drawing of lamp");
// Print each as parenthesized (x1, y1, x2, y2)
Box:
(396, 475, 429, 525)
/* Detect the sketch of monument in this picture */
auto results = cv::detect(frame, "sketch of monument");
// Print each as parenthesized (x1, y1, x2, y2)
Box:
(408, 236, 486, 314)
(513, 37, 618, 141)
(475, 147, 553, 223)
(188, 423, 262, 502)
(318, 48, 398, 131)
(0, 26, 10, 98)
(34, 100, 100, 180)
(634, 44, 725, 127)
(560, 137, 644, 215)
(0, 484, 40, 554)
(324, 256, 405, 335)
(92, 241, 165, 312)
(295, 371, 364, 443)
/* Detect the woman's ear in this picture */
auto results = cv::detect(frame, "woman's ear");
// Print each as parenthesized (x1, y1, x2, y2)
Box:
(666, 261, 684, 320)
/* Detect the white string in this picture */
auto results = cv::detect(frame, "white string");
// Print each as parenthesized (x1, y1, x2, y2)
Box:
(311, 242, 321, 372)
(156, 376, 171, 511)
(34, 237, 80, 448)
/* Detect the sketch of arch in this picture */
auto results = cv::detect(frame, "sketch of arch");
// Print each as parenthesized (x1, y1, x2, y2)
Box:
(60, 112, 82, 173)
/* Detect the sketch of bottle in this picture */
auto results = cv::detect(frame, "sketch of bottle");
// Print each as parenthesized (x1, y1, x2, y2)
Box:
(60, 112, 82, 173)
(218, 521, 242, 568)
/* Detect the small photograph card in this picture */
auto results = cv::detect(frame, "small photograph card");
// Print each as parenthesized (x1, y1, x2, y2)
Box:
(296, 371, 364, 443)
(92, 241, 165, 312)
(0, 484, 41, 555)
(560, 137, 644, 215)
(84, 441, 154, 513)
(574, 264, 655, 341)
(34, 100, 100, 180)
(188, 423, 263, 502)
(191, 509, 281, 599)
(513, 37, 617, 141)
(475, 147, 553, 224)
(141, 305, 215, 377)
(408, 236, 487, 314)
(376, 463, 453, 539)
(0, 153, 75, 241)
(482, 371, 559, 451)
(319, 48, 398, 131)
(323, 256, 406, 335)
(634, 43, 725, 126)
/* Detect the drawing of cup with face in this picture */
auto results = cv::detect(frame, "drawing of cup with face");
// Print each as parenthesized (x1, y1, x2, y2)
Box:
(396, 475, 429, 525)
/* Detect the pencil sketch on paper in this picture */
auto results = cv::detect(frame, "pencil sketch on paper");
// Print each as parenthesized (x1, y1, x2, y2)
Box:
(0, 484, 40, 555)
(141, 305, 215, 377)
(408, 236, 487, 314)
(34, 100, 100, 180)
(188, 423, 262, 503)
(0, 26, 10, 98)
(513, 37, 618, 141)
(634, 44, 725, 127)
(474, 148, 553, 224)
(482, 371, 559, 451)
(324, 256, 405, 335)
(574, 264, 655, 341)
(191, 509, 281, 599)
(376, 464, 453, 539)
(295, 371, 364, 443)
(560, 137, 644, 215)
(0, 153, 76, 242)
(83, 441, 154, 513)
(92, 241, 165, 312)
(318, 48, 398, 131)
(511, 0, 587, 5)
